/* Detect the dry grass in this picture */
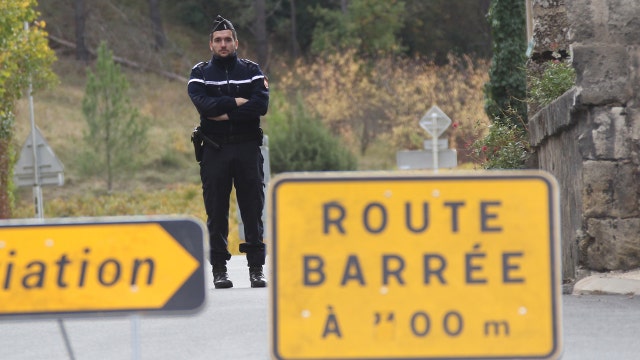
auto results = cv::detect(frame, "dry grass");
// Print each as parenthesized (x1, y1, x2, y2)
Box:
(13, 57, 199, 188)
(12, 183, 243, 255)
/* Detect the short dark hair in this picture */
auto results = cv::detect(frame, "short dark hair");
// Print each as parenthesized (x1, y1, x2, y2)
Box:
(210, 15, 237, 40)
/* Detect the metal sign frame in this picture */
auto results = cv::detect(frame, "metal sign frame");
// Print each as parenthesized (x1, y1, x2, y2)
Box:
(269, 171, 562, 360)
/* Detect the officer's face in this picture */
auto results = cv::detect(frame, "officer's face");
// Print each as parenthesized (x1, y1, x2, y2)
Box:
(209, 30, 238, 58)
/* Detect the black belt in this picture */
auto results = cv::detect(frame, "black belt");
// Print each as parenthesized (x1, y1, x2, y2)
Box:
(209, 132, 261, 144)
(206, 128, 263, 145)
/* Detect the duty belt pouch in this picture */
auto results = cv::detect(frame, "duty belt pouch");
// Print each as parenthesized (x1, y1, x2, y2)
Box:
(191, 126, 204, 163)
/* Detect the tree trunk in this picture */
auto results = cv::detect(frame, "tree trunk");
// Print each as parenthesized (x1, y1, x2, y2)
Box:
(253, 0, 269, 70)
(0, 136, 11, 219)
(74, 0, 89, 61)
(290, 0, 301, 59)
(149, 0, 166, 49)
(341, 0, 348, 14)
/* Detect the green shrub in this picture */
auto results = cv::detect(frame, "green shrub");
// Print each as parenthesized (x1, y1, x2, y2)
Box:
(471, 109, 531, 169)
(528, 61, 576, 107)
(474, 60, 574, 170)
(266, 92, 357, 174)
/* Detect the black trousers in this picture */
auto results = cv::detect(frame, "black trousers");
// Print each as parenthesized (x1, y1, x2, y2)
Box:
(200, 140, 265, 267)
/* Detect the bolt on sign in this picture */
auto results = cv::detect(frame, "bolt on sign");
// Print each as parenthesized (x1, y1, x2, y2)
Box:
(269, 171, 562, 360)
(0, 217, 206, 318)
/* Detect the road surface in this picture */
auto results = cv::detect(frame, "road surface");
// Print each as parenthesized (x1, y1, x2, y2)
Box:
(1, 256, 639, 360)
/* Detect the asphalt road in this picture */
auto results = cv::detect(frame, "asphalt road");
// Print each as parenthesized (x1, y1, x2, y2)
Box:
(1, 256, 640, 360)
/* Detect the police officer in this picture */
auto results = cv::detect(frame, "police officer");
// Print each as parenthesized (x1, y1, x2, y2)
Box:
(187, 15, 269, 288)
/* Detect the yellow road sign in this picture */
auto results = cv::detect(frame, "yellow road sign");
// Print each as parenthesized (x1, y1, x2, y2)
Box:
(0, 217, 205, 317)
(269, 171, 562, 360)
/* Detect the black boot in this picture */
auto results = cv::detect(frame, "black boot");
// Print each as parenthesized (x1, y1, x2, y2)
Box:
(249, 266, 267, 288)
(212, 264, 233, 289)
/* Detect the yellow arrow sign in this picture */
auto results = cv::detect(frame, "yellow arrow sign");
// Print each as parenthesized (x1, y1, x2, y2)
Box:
(0, 217, 205, 316)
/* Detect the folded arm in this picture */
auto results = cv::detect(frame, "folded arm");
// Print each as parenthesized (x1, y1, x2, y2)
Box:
(227, 75, 269, 121)
(187, 68, 238, 118)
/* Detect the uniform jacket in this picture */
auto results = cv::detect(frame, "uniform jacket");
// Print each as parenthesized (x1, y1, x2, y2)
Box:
(187, 54, 269, 136)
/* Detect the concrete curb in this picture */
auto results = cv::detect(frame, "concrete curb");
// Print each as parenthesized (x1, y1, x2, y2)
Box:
(572, 269, 640, 295)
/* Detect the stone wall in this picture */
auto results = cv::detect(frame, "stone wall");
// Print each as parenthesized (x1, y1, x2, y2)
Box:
(529, 0, 640, 279)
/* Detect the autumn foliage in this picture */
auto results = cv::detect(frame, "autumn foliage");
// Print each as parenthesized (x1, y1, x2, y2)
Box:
(276, 51, 491, 165)
(0, 0, 57, 218)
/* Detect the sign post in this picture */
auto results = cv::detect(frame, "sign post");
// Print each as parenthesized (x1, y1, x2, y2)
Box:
(419, 105, 452, 173)
(269, 171, 562, 360)
(431, 113, 439, 169)
(0, 216, 206, 317)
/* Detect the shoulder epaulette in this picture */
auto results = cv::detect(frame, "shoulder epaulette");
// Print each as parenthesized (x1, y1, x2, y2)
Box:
(240, 58, 260, 68)
(192, 61, 208, 70)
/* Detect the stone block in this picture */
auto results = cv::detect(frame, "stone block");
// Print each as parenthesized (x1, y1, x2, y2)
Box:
(566, 0, 596, 42)
(591, 107, 630, 159)
(577, 112, 596, 159)
(582, 161, 615, 217)
(631, 46, 640, 98)
(528, 87, 577, 146)
(582, 160, 639, 218)
(630, 106, 640, 162)
(572, 44, 632, 105)
(581, 218, 640, 271)
(568, 0, 640, 45)
(607, 0, 640, 45)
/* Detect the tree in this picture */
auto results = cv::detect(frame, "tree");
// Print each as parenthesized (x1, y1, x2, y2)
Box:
(81, 42, 148, 192)
(483, 0, 527, 125)
(149, 0, 166, 49)
(161, 0, 492, 64)
(289, 0, 301, 58)
(310, 0, 405, 58)
(170, 0, 280, 68)
(75, 0, 90, 61)
(0, 0, 57, 218)
(401, 0, 492, 64)
(253, 0, 269, 68)
(273, 0, 327, 58)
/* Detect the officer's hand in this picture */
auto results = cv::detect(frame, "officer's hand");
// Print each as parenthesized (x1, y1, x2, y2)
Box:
(235, 97, 248, 106)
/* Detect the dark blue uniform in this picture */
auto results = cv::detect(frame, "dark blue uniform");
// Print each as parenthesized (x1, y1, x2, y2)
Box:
(187, 53, 269, 269)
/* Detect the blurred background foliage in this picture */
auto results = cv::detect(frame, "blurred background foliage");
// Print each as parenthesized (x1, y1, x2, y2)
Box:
(6, 0, 573, 250)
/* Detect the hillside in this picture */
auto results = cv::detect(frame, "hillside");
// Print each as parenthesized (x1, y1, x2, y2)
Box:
(13, 58, 200, 189)
(12, 1, 491, 219)
(12, 2, 220, 212)
(8, 4, 279, 258)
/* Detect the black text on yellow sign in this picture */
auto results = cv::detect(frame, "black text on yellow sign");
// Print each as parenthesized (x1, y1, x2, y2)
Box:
(0, 217, 205, 317)
(269, 172, 561, 360)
